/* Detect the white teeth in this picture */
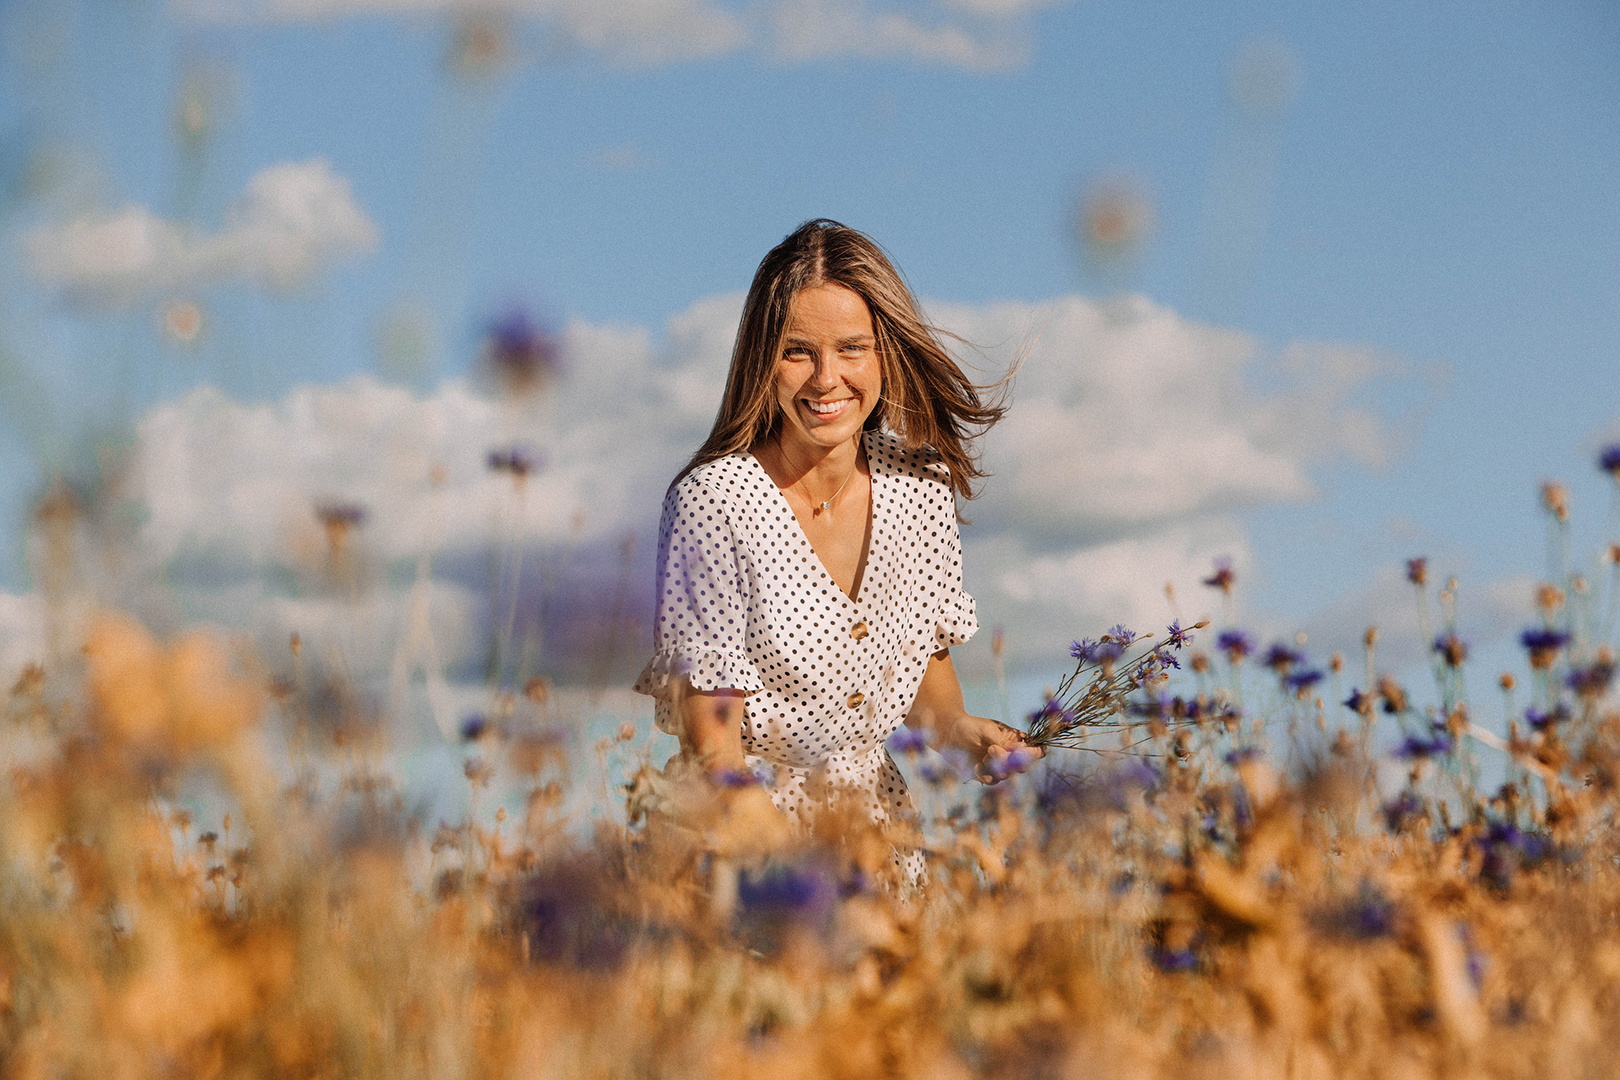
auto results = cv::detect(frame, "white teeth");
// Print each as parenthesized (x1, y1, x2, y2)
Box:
(806, 400, 847, 415)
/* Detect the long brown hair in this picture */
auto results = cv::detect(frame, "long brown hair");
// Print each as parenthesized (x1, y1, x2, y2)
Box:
(678, 219, 1005, 503)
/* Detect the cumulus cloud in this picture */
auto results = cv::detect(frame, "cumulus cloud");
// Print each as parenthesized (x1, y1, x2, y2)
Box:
(766, 0, 1025, 69)
(114, 288, 1442, 680)
(24, 159, 378, 308)
(180, 0, 1069, 70)
(929, 294, 1441, 548)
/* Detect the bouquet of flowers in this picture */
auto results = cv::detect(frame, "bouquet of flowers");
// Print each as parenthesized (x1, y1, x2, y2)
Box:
(1022, 619, 1210, 751)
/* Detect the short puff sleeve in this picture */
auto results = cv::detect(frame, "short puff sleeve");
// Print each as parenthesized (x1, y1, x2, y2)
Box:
(632, 476, 763, 733)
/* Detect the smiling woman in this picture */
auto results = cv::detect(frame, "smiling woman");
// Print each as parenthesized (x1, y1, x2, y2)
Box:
(633, 219, 1038, 876)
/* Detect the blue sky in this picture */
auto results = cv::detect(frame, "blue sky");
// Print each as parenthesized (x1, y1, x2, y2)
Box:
(2, 0, 1618, 702)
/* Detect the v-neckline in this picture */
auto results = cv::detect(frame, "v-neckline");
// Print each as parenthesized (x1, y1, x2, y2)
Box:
(750, 431, 879, 608)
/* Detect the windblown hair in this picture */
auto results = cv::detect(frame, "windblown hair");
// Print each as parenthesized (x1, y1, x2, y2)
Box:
(679, 219, 1005, 504)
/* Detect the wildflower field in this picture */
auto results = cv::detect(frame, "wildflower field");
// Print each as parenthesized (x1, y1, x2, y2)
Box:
(0, 453, 1616, 1080)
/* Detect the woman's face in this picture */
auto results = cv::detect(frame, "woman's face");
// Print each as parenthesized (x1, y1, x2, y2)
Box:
(773, 282, 882, 459)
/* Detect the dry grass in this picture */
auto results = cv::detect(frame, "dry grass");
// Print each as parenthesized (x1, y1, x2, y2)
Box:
(3, 608, 1620, 1079)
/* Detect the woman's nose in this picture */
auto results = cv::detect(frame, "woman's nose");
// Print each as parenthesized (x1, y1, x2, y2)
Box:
(808, 352, 836, 389)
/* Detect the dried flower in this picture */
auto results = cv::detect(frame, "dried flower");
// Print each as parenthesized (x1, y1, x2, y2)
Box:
(1202, 559, 1235, 594)
(1406, 557, 1428, 586)
(1541, 481, 1569, 522)
(1263, 643, 1303, 672)
(1433, 633, 1468, 668)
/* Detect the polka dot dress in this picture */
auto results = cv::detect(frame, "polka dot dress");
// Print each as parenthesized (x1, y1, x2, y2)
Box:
(633, 429, 977, 853)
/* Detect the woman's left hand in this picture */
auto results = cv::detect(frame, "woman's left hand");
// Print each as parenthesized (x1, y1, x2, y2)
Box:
(953, 714, 1044, 784)
(907, 650, 1044, 784)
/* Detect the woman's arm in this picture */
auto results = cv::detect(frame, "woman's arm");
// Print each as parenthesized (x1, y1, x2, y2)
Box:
(906, 649, 1041, 782)
(676, 682, 748, 774)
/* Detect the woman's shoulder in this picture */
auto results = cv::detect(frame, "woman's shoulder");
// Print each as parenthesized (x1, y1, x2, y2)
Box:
(867, 429, 951, 490)
(664, 452, 764, 514)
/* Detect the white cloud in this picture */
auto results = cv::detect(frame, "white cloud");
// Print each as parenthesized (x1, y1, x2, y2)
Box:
(183, 0, 747, 65)
(119, 288, 1436, 674)
(927, 294, 1437, 548)
(24, 159, 378, 308)
(179, 0, 1073, 70)
(767, 0, 1024, 68)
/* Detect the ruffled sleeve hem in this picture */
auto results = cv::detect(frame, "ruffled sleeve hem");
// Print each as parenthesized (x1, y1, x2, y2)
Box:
(633, 649, 764, 700)
(932, 590, 979, 651)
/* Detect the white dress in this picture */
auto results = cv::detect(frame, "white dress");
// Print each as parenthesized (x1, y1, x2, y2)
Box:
(633, 429, 977, 835)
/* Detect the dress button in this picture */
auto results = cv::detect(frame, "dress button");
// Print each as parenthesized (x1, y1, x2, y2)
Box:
(850, 621, 869, 641)
(846, 692, 865, 709)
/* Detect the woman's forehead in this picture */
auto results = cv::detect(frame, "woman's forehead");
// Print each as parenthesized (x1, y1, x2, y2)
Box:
(784, 282, 873, 335)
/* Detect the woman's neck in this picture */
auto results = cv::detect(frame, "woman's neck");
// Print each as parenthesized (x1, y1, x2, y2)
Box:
(768, 431, 862, 489)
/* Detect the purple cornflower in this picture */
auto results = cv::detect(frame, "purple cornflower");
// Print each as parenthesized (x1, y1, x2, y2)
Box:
(1433, 633, 1468, 668)
(712, 767, 763, 788)
(985, 747, 1036, 780)
(1520, 627, 1570, 653)
(887, 725, 929, 754)
(1406, 557, 1428, 586)
(487, 443, 543, 477)
(1091, 640, 1126, 666)
(1106, 624, 1137, 647)
(1525, 704, 1569, 731)
(1027, 698, 1078, 731)
(1284, 668, 1324, 697)
(1263, 643, 1303, 672)
(1521, 627, 1571, 670)
(1344, 688, 1371, 713)
(1149, 945, 1198, 973)
(1315, 880, 1396, 941)
(1395, 732, 1453, 759)
(483, 306, 560, 396)
(737, 862, 837, 918)
(1224, 746, 1265, 765)
(1383, 791, 1424, 832)
(1599, 443, 1620, 480)
(1202, 558, 1234, 594)
(314, 500, 367, 533)
(1567, 657, 1616, 697)
(459, 713, 490, 742)
(1216, 629, 1253, 662)
(1164, 619, 1193, 649)
(1069, 638, 1098, 663)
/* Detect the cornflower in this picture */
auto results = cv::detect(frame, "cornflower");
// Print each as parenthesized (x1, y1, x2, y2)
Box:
(1599, 443, 1620, 481)
(1406, 557, 1428, 586)
(1216, 629, 1253, 663)
(1520, 627, 1570, 670)
(1283, 668, 1324, 698)
(1202, 559, 1235, 594)
(1433, 633, 1468, 668)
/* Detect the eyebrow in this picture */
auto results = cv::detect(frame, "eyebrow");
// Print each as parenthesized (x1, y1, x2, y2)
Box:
(780, 334, 875, 347)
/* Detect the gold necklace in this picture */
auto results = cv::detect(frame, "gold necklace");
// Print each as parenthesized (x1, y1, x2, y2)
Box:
(809, 457, 856, 516)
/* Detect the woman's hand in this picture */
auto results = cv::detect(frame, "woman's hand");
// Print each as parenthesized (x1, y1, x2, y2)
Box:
(949, 713, 1044, 784)
(676, 682, 748, 777)
(906, 650, 1043, 784)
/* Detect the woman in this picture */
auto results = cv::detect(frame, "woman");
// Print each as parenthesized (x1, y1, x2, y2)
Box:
(633, 219, 1038, 853)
